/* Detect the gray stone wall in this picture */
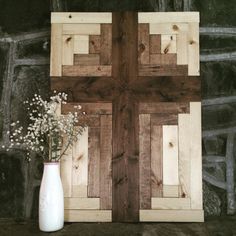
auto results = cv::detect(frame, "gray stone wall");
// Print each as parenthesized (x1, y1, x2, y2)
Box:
(0, 0, 235, 219)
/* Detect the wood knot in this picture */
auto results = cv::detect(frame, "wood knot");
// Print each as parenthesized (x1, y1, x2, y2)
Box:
(172, 25, 179, 31)
(169, 142, 174, 147)
(69, 14, 72, 18)
(182, 192, 186, 198)
(66, 37, 72, 43)
(139, 43, 146, 53)
(189, 40, 195, 45)
(97, 67, 101, 71)
(91, 40, 95, 45)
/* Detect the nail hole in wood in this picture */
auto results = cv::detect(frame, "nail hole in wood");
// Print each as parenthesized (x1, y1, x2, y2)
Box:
(169, 142, 174, 147)
(69, 15, 72, 18)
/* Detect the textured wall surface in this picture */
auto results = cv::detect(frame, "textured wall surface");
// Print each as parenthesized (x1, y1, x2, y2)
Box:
(0, 0, 235, 220)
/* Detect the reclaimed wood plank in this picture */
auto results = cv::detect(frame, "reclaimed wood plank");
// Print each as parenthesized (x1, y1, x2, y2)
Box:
(62, 65, 112, 77)
(138, 12, 200, 23)
(72, 127, 88, 197)
(138, 24, 150, 64)
(140, 209, 204, 222)
(150, 23, 188, 35)
(63, 24, 101, 35)
(52, 12, 112, 24)
(74, 54, 100, 66)
(100, 24, 112, 65)
(150, 35, 161, 54)
(178, 113, 191, 197)
(64, 198, 100, 209)
(65, 210, 112, 222)
(150, 54, 177, 65)
(151, 125, 163, 197)
(100, 115, 112, 209)
(50, 23, 62, 76)
(72, 185, 87, 197)
(190, 102, 203, 209)
(88, 127, 100, 197)
(139, 65, 188, 76)
(177, 31, 188, 65)
(74, 35, 89, 54)
(151, 113, 178, 126)
(151, 198, 191, 210)
(163, 185, 179, 197)
(161, 35, 177, 54)
(62, 35, 74, 65)
(139, 114, 151, 209)
(89, 35, 101, 54)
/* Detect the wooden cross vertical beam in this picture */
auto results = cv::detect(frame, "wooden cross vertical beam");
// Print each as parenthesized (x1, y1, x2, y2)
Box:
(112, 12, 139, 222)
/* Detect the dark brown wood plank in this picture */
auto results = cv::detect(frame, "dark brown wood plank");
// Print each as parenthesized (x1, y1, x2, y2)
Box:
(150, 54, 177, 65)
(74, 54, 100, 66)
(100, 115, 112, 209)
(139, 114, 151, 209)
(151, 125, 163, 197)
(150, 35, 161, 54)
(112, 12, 139, 222)
(139, 65, 188, 76)
(133, 76, 201, 102)
(51, 76, 117, 102)
(100, 24, 112, 65)
(89, 35, 101, 54)
(150, 113, 178, 126)
(88, 127, 100, 197)
(138, 24, 150, 64)
(139, 102, 190, 114)
(62, 103, 112, 115)
(62, 65, 111, 77)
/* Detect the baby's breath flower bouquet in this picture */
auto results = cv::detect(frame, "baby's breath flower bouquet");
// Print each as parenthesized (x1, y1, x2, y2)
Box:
(8, 92, 86, 162)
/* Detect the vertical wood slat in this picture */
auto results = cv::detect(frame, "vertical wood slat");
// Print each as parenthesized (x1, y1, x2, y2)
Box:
(72, 127, 88, 197)
(177, 31, 188, 65)
(188, 23, 199, 75)
(150, 35, 161, 54)
(88, 127, 100, 197)
(138, 24, 150, 64)
(100, 115, 112, 209)
(178, 113, 190, 197)
(190, 102, 202, 209)
(50, 23, 62, 76)
(74, 35, 89, 54)
(100, 24, 112, 65)
(151, 125, 163, 197)
(62, 35, 74, 65)
(139, 114, 151, 209)
(161, 35, 177, 54)
(89, 35, 101, 54)
(162, 125, 179, 195)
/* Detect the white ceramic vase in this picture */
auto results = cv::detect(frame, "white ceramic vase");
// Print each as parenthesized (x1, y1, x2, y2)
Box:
(39, 162, 64, 232)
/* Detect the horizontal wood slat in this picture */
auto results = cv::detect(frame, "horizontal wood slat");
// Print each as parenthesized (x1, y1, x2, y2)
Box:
(64, 198, 100, 209)
(150, 23, 189, 35)
(151, 198, 191, 210)
(150, 54, 177, 65)
(74, 54, 100, 66)
(151, 114, 178, 126)
(63, 24, 101, 35)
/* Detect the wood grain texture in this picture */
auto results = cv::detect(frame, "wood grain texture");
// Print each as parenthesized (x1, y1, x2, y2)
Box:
(177, 31, 188, 65)
(150, 35, 161, 54)
(151, 198, 190, 210)
(138, 24, 150, 64)
(63, 23, 101, 35)
(139, 65, 188, 76)
(150, 23, 188, 35)
(139, 114, 151, 209)
(62, 35, 74, 65)
(100, 24, 112, 65)
(151, 113, 178, 126)
(88, 127, 100, 197)
(74, 54, 100, 66)
(74, 35, 89, 54)
(151, 125, 163, 197)
(72, 185, 88, 197)
(89, 35, 101, 54)
(50, 23, 62, 76)
(112, 12, 139, 222)
(161, 35, 177, 54)
(64, 198, 100, 209)
(163, 185, 179, 198)
(100, 115, 112, 209)
(150, 54, 177, 65)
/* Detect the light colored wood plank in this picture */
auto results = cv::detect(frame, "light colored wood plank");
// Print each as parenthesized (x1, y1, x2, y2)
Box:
(72, 185, 87, 197)
(138, 12, 200, 23)
(178, 113, 190, 198)
(62, 65, 112, 77)
(64, 197, 100, 209)
(163, 185, 179, 198)
(74, 54, 100, 65)
(88, 127, 100, 197)
(52, 12, 112, 24)
(190, 102, 203, 209)
(62, 35, 74, 65)
(150, 23, 188, 35)
(177, 31, 188, 65)
(50, 23, 62, 76)
(64, 210, 112, 222)
(100, 115, 112, 209)
(151, 125, 163, 197)
(188, 23, 199, 75)
(63, 24, 101, 35)
(72, 127, 88, 197)
(163, 125, 179, 186)
(138, 24, 150, 64)
(74, 35, 89, 54)
(139, 114, 151, 209)
(161, 35, 177, 54)
(140, 209, 204, 222)
(151, 198, 191, 210)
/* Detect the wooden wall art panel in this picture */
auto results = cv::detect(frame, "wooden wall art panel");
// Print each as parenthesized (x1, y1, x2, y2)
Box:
(50, 12, 203, 223)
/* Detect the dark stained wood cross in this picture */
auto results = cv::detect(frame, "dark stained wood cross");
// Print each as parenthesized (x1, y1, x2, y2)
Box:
(51, 12, 200, 222)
